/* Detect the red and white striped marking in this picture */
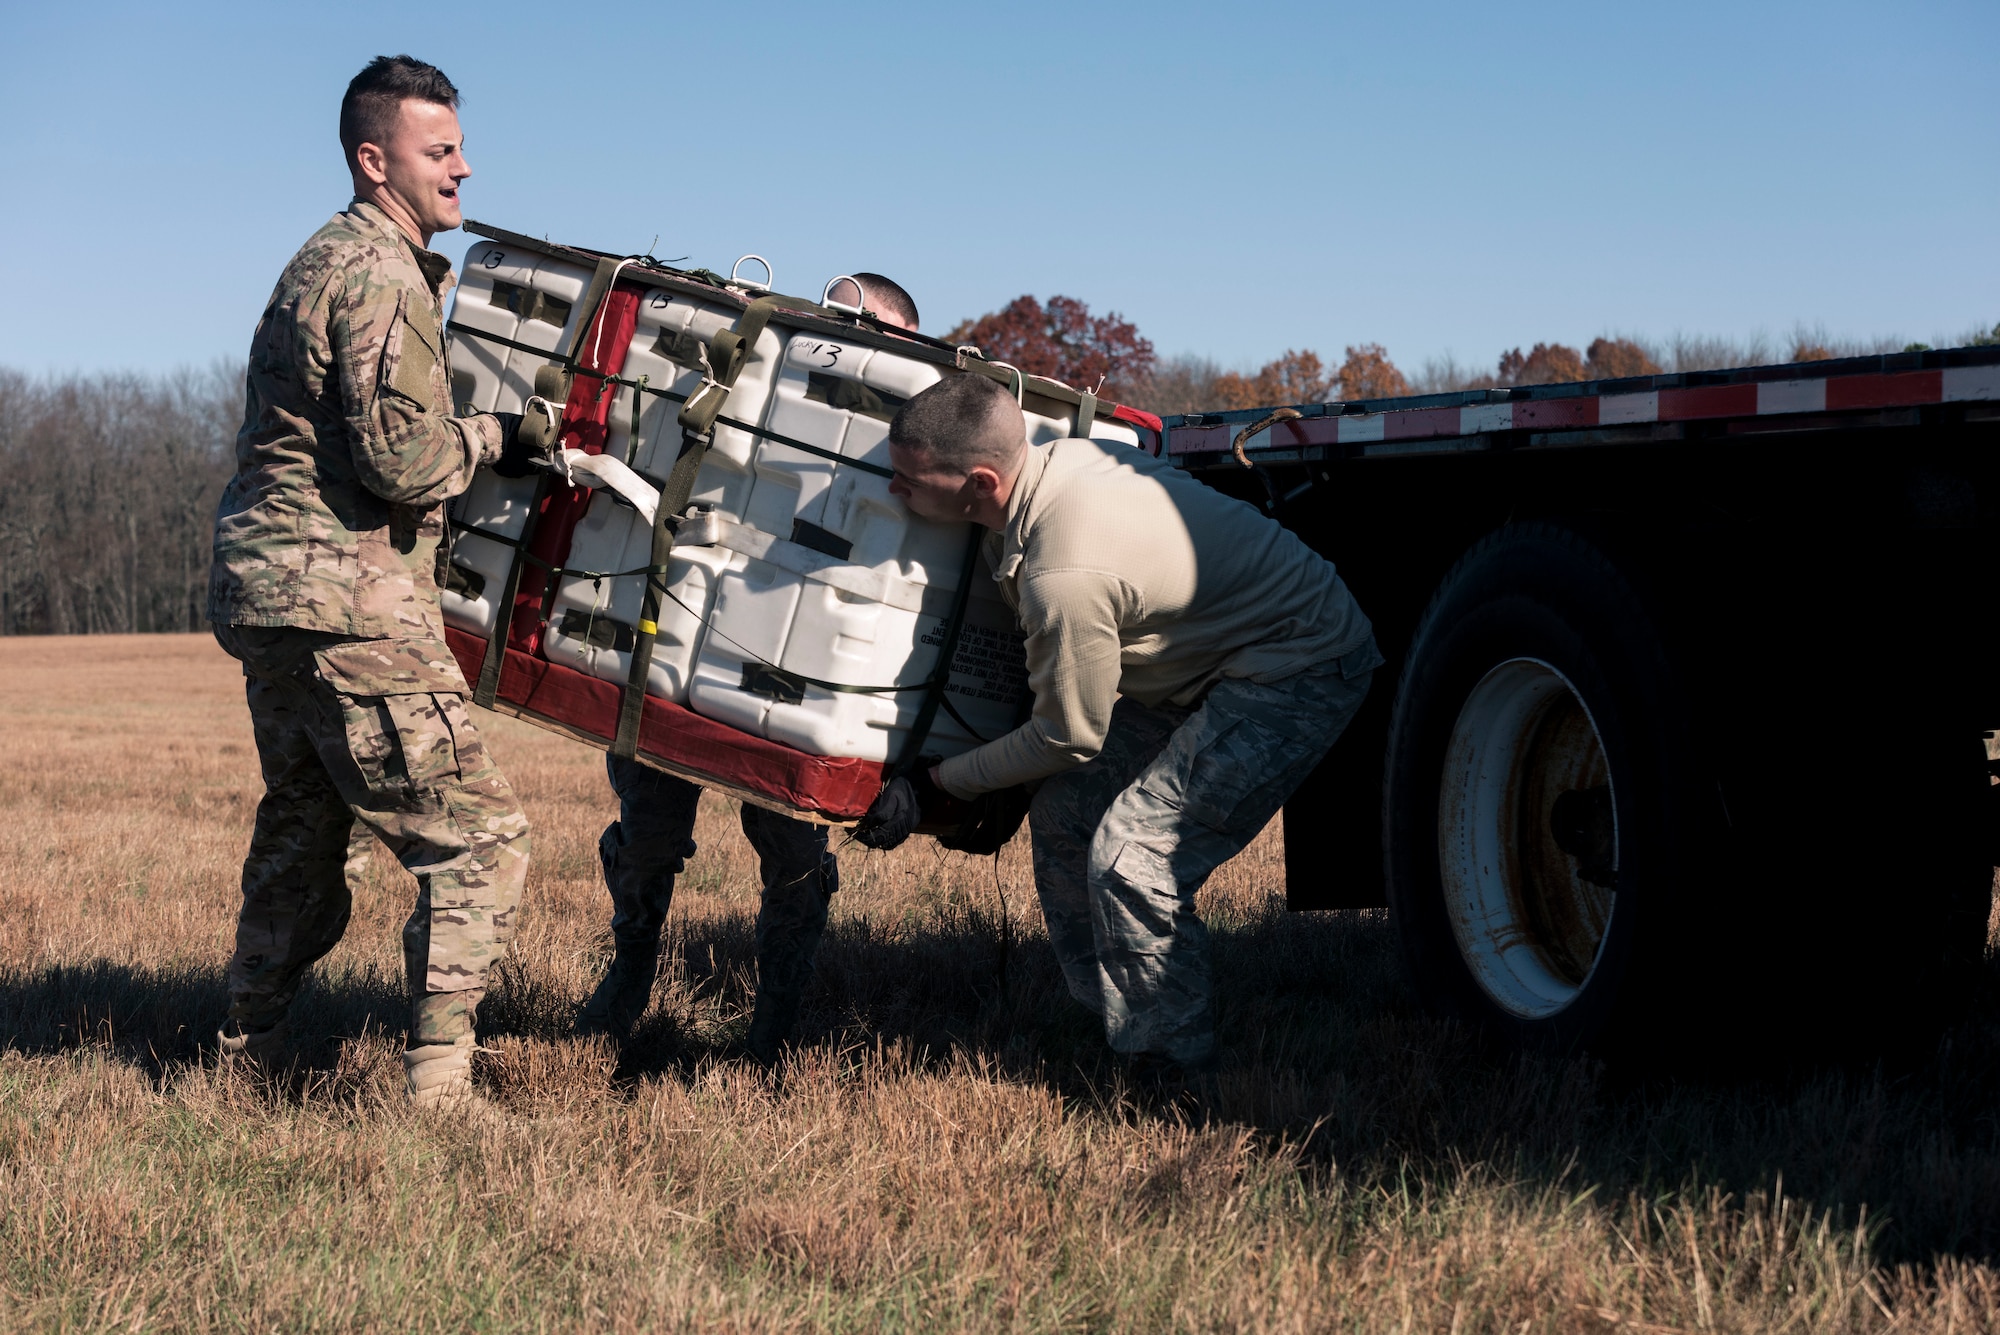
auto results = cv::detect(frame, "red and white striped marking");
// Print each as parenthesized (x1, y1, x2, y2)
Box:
(1168, 363, 2000, 455)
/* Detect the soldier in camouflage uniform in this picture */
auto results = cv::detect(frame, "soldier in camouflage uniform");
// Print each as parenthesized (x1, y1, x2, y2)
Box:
(863, 375, 1381, 1085)
(576, 275, 925, 1061)
(207, 56, 537, 1107)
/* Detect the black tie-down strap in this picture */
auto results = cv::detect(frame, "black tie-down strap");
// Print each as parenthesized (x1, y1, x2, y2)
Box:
(448, 316, 897, 479)
(890, 529, 983, 778)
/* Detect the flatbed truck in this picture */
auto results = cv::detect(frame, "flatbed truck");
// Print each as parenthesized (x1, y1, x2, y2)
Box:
(1165, 349, 2000, 1054)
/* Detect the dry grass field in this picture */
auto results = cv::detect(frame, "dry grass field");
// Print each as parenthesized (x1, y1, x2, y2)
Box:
(1, 634, 1998, 1332)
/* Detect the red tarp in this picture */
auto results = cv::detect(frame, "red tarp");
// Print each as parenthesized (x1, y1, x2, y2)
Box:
(506, 283, 642, 659)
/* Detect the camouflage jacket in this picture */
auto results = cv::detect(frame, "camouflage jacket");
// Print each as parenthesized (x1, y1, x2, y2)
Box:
(208, 198, 506, 643)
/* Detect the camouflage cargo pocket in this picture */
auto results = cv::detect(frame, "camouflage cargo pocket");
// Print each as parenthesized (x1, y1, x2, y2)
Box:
(314, 638, 472, 800)
(334, 695, 408, 798)
(332, 692, 462, 800)
(1152, 715, 1297, 834)
(311, 638, 469, 696)
(384, 693, 463, 790)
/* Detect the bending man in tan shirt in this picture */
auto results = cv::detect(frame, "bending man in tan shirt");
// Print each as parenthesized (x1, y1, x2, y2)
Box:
(859, 374, 1381, 1079)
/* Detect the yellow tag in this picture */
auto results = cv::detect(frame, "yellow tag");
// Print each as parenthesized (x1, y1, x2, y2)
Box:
(637, 619, 658, 636)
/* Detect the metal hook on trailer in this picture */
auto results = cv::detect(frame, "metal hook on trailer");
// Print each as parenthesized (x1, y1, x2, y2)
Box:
(1231, 407, 1304, 515)
(1231, 407, 1302, 469)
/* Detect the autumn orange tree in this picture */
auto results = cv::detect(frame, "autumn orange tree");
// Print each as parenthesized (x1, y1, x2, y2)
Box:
(1494, 338, 1661, 386)
(1208, 345, 1412, 409)
(1210, 350, 1331, 409)
(945, 296, 1156, 397)
(1583, 338, 1661, 379)
(1338, 344, 1412, 399)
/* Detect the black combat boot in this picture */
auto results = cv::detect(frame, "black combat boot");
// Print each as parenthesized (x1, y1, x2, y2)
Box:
(743, 988, 791, 1065)
(574, 942, 660, 1042)
(216, 1016, 291, 1075)
(744, 849, 838, 1063)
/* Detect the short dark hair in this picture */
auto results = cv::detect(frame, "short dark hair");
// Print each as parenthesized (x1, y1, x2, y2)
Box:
(890, 373, 1021, 471)
(339, 55, 460, 171)
(832, 273, 920, 329)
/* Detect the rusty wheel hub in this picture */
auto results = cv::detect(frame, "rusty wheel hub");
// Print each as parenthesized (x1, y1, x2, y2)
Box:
(1437, 658, 1618, 1019)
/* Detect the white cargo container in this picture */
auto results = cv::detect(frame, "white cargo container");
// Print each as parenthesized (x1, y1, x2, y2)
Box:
(437, 222, 1162, 815)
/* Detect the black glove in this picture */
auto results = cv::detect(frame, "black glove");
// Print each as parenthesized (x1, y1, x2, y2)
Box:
(852, 763, 962, 851)
(492, 409, 552, 478)
(937, 785, 1032, 856)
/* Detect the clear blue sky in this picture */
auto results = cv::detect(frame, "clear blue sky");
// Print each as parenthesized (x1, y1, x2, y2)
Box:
(3, 0, 1994, 378)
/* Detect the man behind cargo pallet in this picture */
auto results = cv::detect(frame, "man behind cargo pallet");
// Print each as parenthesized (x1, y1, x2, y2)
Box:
(862, 375, 1382, 1085)
(207, 55, 550, 1108)
(574, 275, 924, 1060)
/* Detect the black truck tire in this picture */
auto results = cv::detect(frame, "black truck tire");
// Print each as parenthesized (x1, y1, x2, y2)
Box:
(1383, 523, 1712, 1054)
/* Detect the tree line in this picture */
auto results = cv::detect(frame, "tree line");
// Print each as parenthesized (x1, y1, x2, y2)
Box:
(0, 365, 239, 636)
(4, 302, 1993, 635)
(949, 296, 2000, 416)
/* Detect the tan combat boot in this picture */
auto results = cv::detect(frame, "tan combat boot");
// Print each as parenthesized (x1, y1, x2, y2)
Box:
(403, 1037, 482, 1111)
(217, 1018, 290, 1075)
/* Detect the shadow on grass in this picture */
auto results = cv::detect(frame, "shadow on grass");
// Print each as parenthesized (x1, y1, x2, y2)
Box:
(0, 956, 405, 1073)
(607, 895, 2000, 1268)
(5, 898, 1998, 1265)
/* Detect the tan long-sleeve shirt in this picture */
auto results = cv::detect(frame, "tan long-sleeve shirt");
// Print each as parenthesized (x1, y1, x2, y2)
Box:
(936, 437, 1375, 797)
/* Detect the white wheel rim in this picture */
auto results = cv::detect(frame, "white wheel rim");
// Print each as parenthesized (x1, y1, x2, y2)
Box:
(1437, 658, 1618, 1020)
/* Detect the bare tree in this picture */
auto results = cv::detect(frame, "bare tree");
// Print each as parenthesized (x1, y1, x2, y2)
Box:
(0, 364, 240, 635)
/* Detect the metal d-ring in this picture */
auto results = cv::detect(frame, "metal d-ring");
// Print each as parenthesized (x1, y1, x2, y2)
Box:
(821, 274, 867, 315)
(729, 255, 774, 292)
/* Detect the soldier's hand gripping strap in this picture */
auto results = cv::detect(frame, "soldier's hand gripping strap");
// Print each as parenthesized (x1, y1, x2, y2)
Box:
(853, 762, 963, 851)
(935, 784, 1032, 855)
(494, 370, 570, 478)
(473, 258, 621, 709)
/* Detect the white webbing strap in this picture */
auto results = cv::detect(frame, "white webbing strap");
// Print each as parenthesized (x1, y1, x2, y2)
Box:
(552, 451, 950, 617)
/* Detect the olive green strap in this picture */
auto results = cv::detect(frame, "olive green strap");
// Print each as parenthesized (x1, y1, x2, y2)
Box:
(1075, 389, 1099, 439)
(610, 427, 714, 758)
(571, 256, 627, 369)
(472, 472, 549, 708)
(677, 291, 844, 437)
(624, 374, 647, 465)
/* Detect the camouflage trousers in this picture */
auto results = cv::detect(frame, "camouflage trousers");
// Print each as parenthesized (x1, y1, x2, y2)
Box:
(214, 625, 530, 1045)
(602, 755, 836, 1045)
(1029, 649, 1378, 1065)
